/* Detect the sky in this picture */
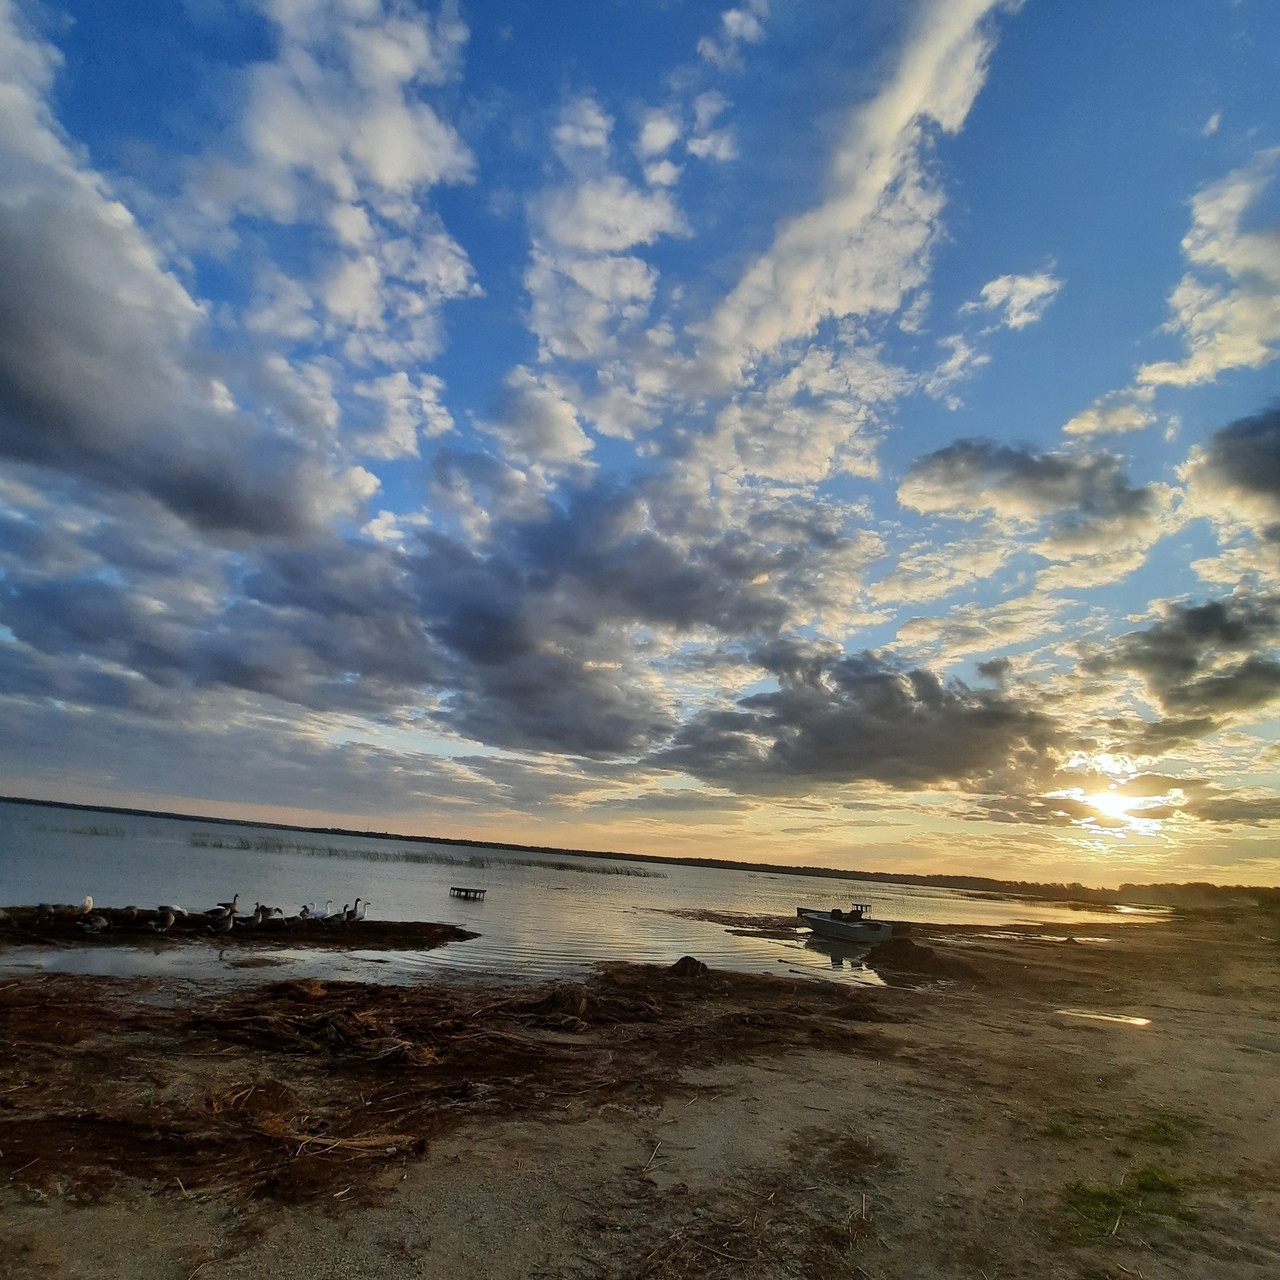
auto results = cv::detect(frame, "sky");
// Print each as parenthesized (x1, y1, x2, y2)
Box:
(2, 0, 1279, 887)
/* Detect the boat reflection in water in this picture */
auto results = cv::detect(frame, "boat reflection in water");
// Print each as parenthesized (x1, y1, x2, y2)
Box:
(801, 932, 880, 973)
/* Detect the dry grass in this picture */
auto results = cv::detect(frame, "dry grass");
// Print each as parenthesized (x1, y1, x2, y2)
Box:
(0, 966, 895, 1206)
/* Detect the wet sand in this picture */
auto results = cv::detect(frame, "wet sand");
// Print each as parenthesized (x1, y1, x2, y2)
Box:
(1, 909, 1278, 1278)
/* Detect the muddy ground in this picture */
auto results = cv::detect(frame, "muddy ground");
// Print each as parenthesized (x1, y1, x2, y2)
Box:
(1, 910, 1278, 1278)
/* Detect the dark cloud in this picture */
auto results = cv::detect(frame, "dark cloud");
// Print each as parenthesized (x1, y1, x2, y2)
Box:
(0, 198, 368, 539)
(1163, 656, 1280, 714)
(444, 649, 673, 756)
(1085, 594, 1280, 716)
(1190, 404, 1280, 524)
(1119, 716, 1219, 753)
(977, 656, 1012, 682)
(900, 438, 1155, 524)
(1177, 793, 1280, 826)
(655, 643, 1062, 794)
(1, 577, 193, 686)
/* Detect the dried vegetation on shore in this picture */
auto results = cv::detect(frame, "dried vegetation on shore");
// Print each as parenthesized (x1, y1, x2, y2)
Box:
(0, 963, 895, 1206)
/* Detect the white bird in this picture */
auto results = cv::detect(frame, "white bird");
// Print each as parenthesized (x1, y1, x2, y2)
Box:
(354, 900, 370, 922)
(309, 899, 334, 921)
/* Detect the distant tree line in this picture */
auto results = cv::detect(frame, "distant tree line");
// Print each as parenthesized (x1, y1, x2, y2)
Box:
(4, 795, 1277, 906)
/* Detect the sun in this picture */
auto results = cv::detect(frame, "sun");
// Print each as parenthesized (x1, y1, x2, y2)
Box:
(1086, 789, 1135, 822)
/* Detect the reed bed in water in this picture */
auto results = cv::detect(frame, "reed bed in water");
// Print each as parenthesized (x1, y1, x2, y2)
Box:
(187, 832, 668, 876)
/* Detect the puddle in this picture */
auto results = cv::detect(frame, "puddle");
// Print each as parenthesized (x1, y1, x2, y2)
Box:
(949, 931, 1114, 945)
(1056, 1009, 1152, 1027)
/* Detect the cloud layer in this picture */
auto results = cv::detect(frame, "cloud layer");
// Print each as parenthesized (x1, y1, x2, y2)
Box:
(2, 0, 1280, 882)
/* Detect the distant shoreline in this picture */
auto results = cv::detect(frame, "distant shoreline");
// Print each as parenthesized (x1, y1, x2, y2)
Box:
(3, 793, 1276, 908)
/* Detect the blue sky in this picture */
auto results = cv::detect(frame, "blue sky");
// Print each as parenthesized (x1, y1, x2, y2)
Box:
(2, 0, 1279, 886)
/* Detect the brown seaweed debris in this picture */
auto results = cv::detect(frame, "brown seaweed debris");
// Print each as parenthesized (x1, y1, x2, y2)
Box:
(0, 965, 896, 1207)
(866, 936, 982, 981)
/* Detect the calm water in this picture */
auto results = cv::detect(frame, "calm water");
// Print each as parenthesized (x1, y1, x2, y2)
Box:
(0, 801, 1148, 986)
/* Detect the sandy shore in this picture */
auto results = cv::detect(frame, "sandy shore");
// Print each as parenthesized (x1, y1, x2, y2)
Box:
(1, 910, 1278, 1279)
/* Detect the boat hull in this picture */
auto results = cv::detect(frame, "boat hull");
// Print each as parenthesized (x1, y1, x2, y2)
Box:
(796, 908, 895, 943)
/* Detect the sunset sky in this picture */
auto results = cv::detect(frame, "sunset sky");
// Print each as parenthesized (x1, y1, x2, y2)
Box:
(2, 0, 1279, 886)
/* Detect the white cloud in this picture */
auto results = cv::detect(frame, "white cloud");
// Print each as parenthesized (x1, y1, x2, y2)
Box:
(219, 16, 474, 220)
(694, 342, 902, 485)
(698, 2, 769, 69)
(644, 159, 682, 187)
(541, 176, 687, 253)
(869, 538, 1015, 606)
(525, 248, 658, 361)
(177, 0, 480, 371)
(699, 0, 1008, 385)
(922, 332, 990, 403)
(1137, 149, 1280, 388)
(353, 370, 454, 459)
(324, 252, 384, 328)
(636, 109, 680, 158)
(554, 96, 613, 160)
(896, 595, 1065, 661)
(687, 130, 737, 162)
(694, 91, 730, 134)
(1063, 389, 1156, 437)
(963, 268, 1063, 329)
(687, 91, 736, 162)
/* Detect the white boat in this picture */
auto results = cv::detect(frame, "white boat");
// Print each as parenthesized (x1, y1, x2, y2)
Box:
(796, 902, 895, 943)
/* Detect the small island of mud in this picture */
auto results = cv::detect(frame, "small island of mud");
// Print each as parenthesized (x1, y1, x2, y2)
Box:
(0, 905, 475, 953)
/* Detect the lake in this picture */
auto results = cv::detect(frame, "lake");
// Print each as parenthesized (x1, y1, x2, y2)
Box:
(0, 800, 1150, 986)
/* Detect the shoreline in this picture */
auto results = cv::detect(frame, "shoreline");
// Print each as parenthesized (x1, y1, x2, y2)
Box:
(2, 910, 1277, 1277)
(6, 794, 1277, 906)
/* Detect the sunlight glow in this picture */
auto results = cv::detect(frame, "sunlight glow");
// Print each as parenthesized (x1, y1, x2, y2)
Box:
(1087, 790, 1136, 822)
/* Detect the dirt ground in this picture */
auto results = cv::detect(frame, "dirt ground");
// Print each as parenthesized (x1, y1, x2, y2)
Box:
(1, 910, 1278, 1279)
